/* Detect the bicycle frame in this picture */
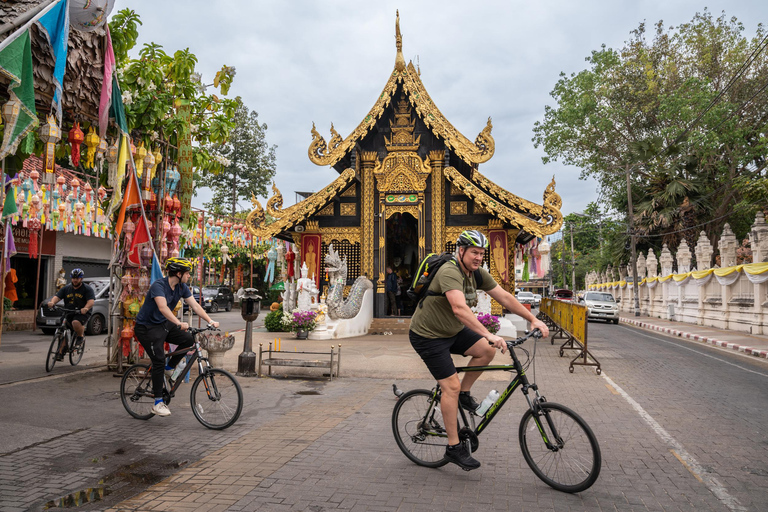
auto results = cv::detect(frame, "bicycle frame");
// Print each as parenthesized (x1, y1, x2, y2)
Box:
(434, 342, 557, 448)
(158, 341, 208, 397)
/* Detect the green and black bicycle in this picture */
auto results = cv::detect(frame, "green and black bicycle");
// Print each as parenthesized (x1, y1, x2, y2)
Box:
(392, 329, 601, 493)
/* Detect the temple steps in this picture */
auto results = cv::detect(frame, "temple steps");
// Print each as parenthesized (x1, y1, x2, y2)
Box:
(369, 317, 411, 335)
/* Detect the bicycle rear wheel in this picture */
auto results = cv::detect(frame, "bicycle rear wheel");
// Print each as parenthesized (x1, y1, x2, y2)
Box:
(121, 364, 155, 420)
(190, 368, 243, 429)
(391, 389, 449, 468)
(519, 402, 601, 493)
(45, 333, 62, 372)
(69, 336, 84, 366)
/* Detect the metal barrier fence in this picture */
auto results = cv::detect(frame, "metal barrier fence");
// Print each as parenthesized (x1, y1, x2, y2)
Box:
(539, 298, 601, 374)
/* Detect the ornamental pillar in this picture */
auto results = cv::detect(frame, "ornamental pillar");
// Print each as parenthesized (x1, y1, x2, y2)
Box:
(429, 150, 445, 254)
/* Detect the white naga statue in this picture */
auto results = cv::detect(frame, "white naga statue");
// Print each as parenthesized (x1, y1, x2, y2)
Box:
(472, 263, 493, 315)
(296, 262, 319, 311)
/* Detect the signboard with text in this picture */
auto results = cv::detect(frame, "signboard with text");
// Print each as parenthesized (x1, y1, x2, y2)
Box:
(0, 226, 56, 256)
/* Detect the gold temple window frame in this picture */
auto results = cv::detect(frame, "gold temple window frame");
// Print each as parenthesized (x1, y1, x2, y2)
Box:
(385, 204, 420, 219)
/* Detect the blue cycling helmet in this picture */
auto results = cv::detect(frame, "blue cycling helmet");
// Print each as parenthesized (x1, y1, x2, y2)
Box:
(71, 268, 85, 278)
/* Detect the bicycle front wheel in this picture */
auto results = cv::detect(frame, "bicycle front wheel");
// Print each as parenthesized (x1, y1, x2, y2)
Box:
(121, 364, 155, 420)
(391, 389, 449, 468)
(190, 368, 243, 429)
(45, 334, 62, 372)
(519, 402, 601, 493)
(69, 337, 84, 366)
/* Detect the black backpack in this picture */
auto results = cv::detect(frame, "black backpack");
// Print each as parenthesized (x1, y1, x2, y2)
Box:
(407, 252, 483, 308)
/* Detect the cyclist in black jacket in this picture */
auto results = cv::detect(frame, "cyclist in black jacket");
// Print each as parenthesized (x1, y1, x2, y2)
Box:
(47, 268, 94, 360)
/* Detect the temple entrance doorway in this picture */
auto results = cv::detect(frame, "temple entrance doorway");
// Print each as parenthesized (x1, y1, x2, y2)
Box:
(385, 212, 419, 316)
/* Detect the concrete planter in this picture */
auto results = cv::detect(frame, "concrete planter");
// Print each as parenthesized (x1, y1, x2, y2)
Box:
(199, 331, 235, 368)
(4, 310, 35, 331)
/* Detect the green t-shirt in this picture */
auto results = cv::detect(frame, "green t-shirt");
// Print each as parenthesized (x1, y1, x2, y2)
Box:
(410, 261, 496, 339)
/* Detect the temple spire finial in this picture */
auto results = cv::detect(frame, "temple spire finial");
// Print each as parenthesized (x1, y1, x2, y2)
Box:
(395, 10, 405, 72)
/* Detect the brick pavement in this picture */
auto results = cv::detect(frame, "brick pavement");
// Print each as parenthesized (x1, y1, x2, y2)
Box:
(101, 335, 732, 512)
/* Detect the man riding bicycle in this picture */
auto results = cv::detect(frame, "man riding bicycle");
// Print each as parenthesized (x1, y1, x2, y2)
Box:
(47, 268, 94, 360)
(134, 257, 219, 417)
(408, 230, 550, 470)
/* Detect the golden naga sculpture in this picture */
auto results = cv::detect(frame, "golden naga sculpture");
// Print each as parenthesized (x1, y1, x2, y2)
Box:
(307, 12, 494, 168)
(444, 167, 562, 237)
(265, 181, 284, 218)
(246, 168, 357, 239)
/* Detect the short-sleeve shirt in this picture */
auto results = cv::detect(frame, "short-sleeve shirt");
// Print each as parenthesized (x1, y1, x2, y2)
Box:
(410, 261, 496, 339)
(135, 277, 192, 326)
(56, 283, 95, 310)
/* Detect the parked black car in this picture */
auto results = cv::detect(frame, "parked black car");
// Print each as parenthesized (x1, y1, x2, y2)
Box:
(184, 285, 234, 313)
(37, 277, 109, 335)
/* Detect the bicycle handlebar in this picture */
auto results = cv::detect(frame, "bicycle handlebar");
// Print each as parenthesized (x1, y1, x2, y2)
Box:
(505, 328, 543, 350)
(186, 324, 220, 336)
(46, 304, 80, 313)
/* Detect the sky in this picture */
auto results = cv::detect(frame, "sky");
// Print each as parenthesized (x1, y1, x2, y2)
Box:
(112, 0, 768, 218)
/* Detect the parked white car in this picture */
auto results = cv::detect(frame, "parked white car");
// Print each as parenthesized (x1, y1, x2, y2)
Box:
(517, 291, 536, 306)
(533, 294, 542, 307)
(580, 292, 619, 324)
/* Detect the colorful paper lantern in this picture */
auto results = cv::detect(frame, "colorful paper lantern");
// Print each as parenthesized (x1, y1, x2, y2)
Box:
(68, 122, 84, 167)
(39, 115, 60, 175)
(84, 126, 99, 169)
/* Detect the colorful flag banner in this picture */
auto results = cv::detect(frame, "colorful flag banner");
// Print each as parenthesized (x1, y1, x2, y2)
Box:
(98, 26, 116, 139)
(3, 222, 17, 275)
(0, 30, 38, 160)
(114, 160, 140, 237)
(36, 0, 70, 124)
(2, 174, 18, 218)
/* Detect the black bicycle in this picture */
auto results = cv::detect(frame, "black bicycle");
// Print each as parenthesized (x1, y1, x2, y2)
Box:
(45, 305, 85, 372)
(392, 329, 601, 493)
(120, 325, 243, 429)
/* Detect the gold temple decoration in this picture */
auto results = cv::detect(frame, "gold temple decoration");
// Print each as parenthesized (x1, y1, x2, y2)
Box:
(450, 201, 467, 215)
(429, 150, 445, 254)
(474, 202, 490, 214)
(445, 226, 487, 249)
(385, 204, 419, 219)
(305, 220, 320, 232)
(360, 152, 376, 279)
(307, 14, 494, 168)
(444, 167, 562, 237)
(373, 95, 431, 193)
(246, 168, 356, 238)
(488, 218, 503, 229)
(450, 183, 463, 196)
(265, 181, 283, 217)
(341, 184, 357, 197)
(340, 203, 357, 216)
(319, 227, 361, 245)
(317, 204, 334, 216)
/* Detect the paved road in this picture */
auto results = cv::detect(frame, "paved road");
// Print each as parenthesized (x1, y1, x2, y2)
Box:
(0, 321, 766, 511)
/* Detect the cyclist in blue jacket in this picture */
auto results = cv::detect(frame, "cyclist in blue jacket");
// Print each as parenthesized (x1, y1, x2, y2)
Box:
(134, 257, 219, 417)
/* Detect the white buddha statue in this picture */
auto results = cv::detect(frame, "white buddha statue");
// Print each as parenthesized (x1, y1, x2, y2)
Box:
(296, 262, 319, 311)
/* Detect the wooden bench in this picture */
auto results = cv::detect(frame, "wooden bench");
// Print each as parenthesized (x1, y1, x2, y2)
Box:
(257, 342, 341, 380)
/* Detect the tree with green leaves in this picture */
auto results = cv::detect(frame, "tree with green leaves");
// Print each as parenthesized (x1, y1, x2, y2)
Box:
(533, 10, 768, 247)
(108, 9, 238, 173)
(197, 98, 277, 216)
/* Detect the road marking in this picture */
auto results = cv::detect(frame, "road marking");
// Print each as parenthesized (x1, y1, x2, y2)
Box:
(619, 326, 768, 378)
(601, 373, 746, 512)
(604, 383, 620, 395)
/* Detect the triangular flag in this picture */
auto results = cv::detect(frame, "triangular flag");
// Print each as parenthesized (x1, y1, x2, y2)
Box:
(3, 174, 18, 218)
(114, 159, 140, 237)
(151, 254, 164, 284)
(0, 30, 38, 159)
(127, 216, 150, 267)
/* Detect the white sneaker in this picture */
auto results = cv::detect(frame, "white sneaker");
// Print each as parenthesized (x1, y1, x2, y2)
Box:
(151, 402, 171, 416)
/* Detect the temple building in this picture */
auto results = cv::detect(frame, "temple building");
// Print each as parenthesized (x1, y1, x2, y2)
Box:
(247, 12, 563, 317)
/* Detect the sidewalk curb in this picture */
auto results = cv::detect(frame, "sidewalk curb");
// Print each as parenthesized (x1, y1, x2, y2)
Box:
(620, 317, 768, 359)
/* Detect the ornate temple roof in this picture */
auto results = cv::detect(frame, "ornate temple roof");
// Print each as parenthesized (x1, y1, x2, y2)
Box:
(307, 12, 494, 168)
(247, 12, 563, 241)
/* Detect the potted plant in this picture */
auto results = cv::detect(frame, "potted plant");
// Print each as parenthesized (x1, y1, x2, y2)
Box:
(283, 309, 318, 339)
(476, 313, 500, 335)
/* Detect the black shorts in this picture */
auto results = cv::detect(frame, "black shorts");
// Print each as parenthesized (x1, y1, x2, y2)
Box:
(65, 312, 91, 327)
(409, 327, 485, 380)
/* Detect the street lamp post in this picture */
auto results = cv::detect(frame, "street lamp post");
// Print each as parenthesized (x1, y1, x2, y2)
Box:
(570, 223, 576, 293)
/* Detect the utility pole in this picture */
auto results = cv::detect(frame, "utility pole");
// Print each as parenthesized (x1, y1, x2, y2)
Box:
(570, 223, 576, 292)
(560, 232, 567, 289)
(626, 165, 641, 316)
